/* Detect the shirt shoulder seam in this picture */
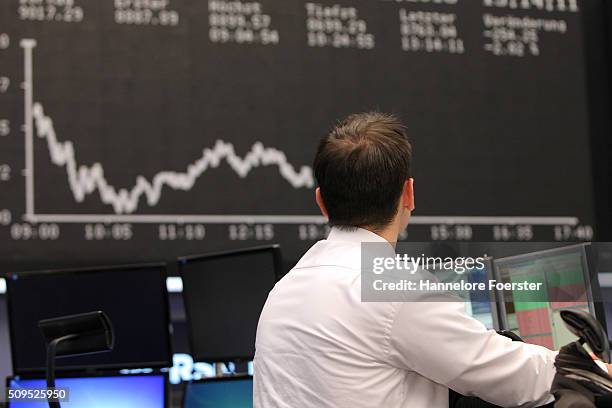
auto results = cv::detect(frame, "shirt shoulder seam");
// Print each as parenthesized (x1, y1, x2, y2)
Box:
(381, 302, 403, 359)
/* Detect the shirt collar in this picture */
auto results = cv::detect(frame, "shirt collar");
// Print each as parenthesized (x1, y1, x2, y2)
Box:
(293, 226, 394, 270)
(326, 226, 389, 244)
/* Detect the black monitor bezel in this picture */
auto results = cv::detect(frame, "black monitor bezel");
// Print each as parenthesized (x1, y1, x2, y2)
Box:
(5, 262, 173, 375)
(492, 243, 602, 333)
(584, 243, 608, 332)
(178, 245, 282, 363)
(481, 256, 503, 331)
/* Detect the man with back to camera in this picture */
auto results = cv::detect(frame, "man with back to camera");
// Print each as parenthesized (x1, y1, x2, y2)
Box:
(254, 112, 569, 407)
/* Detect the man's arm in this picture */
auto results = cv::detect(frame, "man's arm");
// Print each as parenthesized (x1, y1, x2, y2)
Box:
(385, 301, 557, 407)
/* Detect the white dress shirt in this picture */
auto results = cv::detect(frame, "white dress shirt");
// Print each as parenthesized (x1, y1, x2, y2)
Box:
(254, 227, 557, 408)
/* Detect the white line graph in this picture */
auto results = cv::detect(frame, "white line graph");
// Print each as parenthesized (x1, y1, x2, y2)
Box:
(19, 38, 580, 226)
(31, 102, 314, 214)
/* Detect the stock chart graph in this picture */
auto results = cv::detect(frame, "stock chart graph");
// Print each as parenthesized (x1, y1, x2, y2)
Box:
(0, 0, 600, 266)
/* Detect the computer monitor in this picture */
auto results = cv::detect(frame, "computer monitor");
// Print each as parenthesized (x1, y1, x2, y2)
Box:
(183, 376, 253, 408)
(6, 263, 172, 374)
(493, 244, 602, 350)
(179, 246, 281, 362)
(428, 257, 501, 330)
(7, 373, 166, 407)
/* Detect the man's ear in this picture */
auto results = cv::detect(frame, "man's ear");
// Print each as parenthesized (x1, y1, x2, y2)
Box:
(402, 178, 415, 212)
(315, 187, 329, 218)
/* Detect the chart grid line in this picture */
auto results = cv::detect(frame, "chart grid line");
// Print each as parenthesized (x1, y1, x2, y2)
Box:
(21, 39, 37, 218)
(22, 214, 580, 225)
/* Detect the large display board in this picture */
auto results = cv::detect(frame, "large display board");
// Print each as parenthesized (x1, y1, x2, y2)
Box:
(0, 0, 605, 265)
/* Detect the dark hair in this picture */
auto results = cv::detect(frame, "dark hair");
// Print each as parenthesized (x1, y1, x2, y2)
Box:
(313, 112, 412, 231)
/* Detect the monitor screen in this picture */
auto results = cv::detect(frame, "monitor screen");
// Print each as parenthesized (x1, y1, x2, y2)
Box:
(180, 246, 280, 361)
(183, 377, 252, 408)
(7, 374, 165, 408)
(494, 244, 595, 350)
(6, 264, 171, 373)
(429, 257, 499, 330)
